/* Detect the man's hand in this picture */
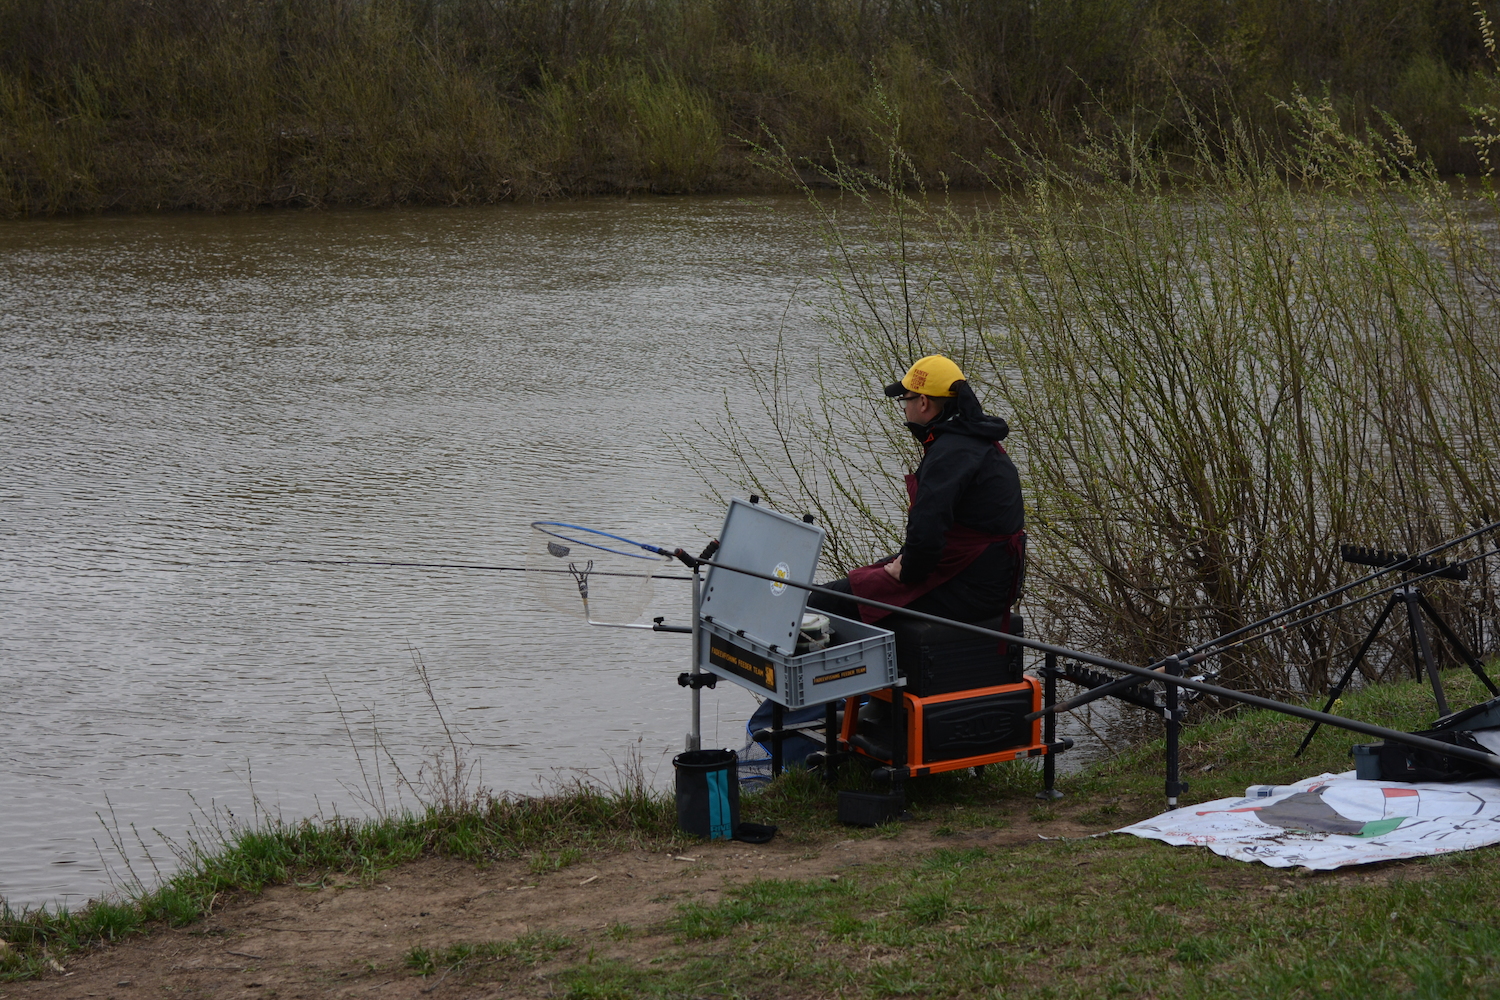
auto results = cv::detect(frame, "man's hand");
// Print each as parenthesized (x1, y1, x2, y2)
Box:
(884, 554, 904, 581)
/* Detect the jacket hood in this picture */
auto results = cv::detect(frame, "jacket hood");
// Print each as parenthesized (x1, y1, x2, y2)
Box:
(906, 380, 1010, 442)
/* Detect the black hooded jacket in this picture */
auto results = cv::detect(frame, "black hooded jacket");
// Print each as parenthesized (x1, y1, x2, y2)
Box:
(899, 384, 1024, 587)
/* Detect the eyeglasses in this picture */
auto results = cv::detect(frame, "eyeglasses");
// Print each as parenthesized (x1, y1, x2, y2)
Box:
(894, 394, 921, 403)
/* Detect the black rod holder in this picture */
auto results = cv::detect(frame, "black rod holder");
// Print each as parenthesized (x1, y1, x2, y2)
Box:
(1164, 657, 1188, 806)
(823, 701, 839, 786)
(1295, 581, 1499, 757)
(771, 702, 784, 778)
(1038, 652, 1064, 800)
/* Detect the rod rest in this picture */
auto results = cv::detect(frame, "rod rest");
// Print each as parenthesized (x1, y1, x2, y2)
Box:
(678, 672, 717, 689)
(1061, 661, 1166, 715)
(1340, 544, 1468, 580)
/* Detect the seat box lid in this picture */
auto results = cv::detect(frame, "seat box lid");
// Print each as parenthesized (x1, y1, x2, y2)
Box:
(700, 498, 824, 650)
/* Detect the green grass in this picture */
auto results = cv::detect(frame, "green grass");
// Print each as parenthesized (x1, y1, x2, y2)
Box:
(404, 931, 572, 977)
(607, 845, 1500, 999)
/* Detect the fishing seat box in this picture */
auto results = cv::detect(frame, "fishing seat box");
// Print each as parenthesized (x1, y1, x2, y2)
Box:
(698, 498, 898, 709)
(841, 677, 1046, 775)
(890, 613, 1024, 696)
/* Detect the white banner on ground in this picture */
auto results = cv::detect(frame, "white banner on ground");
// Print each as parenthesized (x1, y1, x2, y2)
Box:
(1117, 771, 1500, 870)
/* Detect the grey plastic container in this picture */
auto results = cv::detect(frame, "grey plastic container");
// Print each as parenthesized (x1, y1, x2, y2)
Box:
(1351, 743, 1383, 780)
(696, 497, 897, 708)
(700, 610, 898, 708)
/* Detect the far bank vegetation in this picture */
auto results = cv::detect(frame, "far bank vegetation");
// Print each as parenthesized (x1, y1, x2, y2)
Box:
(3, 0, 1500, 214)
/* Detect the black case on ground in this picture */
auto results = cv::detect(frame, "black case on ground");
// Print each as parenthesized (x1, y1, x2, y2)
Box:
(837, 790, 906, 826)
(1369, 730, 1494, 783)
(1359, 695, 1500, 783)
(890, 612, 1024, 697)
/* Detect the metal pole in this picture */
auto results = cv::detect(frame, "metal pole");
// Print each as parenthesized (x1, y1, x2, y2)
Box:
(823, 700, 839, 786)
(1405, 587, 1450, 716)
(1164, 657, 1187, 807)
(771, 702, 784, 777)
(1038, 652, 1063, 800)
(1416, 589, 1500, 696)
(687, 564, 702, 751)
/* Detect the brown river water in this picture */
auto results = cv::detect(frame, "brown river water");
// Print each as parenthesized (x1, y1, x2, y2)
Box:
(0, 196, 1092, 911)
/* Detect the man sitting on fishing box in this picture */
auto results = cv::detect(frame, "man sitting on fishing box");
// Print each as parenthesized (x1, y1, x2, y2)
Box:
(747, 355, 1025, 767)
(808, 354, 1025, 630)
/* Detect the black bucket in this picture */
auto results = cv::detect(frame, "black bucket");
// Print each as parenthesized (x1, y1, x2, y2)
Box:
(673, 749, 740, 840)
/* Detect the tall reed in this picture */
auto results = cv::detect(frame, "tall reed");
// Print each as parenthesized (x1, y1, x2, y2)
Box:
(706, 93, 1500, 698)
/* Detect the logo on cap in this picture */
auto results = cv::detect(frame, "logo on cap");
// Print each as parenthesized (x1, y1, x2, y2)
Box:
(908, 368, 929, 389)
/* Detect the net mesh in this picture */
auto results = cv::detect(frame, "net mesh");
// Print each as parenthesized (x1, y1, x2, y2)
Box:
(525, 521, 667, 625)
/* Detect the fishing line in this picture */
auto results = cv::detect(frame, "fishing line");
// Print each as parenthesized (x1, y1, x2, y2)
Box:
(220, 520, 696, 630)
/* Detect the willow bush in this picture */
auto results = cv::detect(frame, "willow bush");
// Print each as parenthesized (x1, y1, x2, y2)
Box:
(708, 95, 1500, 698)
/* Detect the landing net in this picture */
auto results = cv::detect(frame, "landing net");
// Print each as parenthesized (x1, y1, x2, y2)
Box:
(525, 521, 670, 625)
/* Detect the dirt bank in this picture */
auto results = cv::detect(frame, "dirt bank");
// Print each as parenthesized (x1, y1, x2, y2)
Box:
(7, 809, 1105, 1000)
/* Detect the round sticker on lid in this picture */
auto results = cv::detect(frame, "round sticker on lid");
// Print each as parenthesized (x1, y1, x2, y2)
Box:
(770, 562, 790, 596)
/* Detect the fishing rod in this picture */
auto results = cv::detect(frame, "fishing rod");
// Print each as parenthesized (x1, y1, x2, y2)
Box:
(1033, 541, 1500, 722)
(1207, 545, 1496, 664)
(1025, 520, 1500, 722)
(221, 521, 711, 636)
(675, 550, 1500, 775)
(1040, 541, 1500, 721)
(216, 557, 692, 582)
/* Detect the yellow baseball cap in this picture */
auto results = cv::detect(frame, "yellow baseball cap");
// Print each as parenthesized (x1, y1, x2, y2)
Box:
(884, 355, 966, 398)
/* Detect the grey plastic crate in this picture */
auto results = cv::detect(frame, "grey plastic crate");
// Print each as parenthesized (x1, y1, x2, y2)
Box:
(696, 497, 898, 707)
(700, 612, 897, 708)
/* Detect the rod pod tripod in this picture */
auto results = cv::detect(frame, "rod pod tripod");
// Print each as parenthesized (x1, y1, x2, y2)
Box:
(1295, 547, 1500, 757)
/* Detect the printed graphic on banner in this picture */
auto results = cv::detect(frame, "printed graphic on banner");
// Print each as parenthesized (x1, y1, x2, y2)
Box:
(1118, 772, 1500, 869)
(708, 635, 777, 692)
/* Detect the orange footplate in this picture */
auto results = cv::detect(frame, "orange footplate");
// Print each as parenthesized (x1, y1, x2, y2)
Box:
(840, 675, 1055, 777)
